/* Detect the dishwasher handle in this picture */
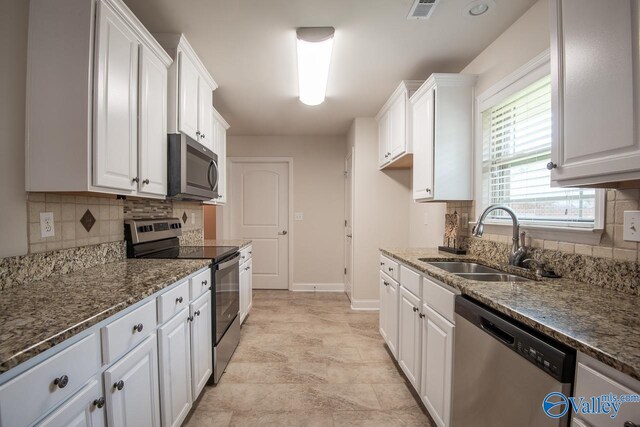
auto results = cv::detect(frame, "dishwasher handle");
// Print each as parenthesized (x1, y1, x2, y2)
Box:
(480, 317, 515, 346)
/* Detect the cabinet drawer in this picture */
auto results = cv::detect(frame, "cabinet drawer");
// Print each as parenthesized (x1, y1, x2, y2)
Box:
(157, 280, 190, 324)
(573, 362, 640, 427)
(102, 299, 157, 365)
(380, 255, 399, 281)
(0, 333, 101, 427)
(190, 268, 211, 301)
(422, 275, 456, 323)
(400, 265, 421, 298)
(37, 377, 104, 427)
(240, 245, 252, 263)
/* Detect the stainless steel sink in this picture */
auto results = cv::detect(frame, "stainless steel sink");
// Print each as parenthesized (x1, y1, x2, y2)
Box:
(424, 261, 502, 274)
(455, 273, 532, 282)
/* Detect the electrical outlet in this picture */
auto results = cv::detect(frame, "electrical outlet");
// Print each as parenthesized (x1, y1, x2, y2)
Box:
(40, 212, 55, 238)
(295, 212, 304, 221)
(623, 211, 640, 242)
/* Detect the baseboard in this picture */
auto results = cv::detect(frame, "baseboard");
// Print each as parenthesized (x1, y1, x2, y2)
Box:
(350, 299, 380, 311)
(291, 282, 345, 292)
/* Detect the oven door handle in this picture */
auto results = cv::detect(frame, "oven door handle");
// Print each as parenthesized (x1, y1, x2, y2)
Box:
(217, 253, 240, 270)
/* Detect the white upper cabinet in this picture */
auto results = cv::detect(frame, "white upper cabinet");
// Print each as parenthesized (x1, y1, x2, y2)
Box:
(25, 0, 172, 197)
(376, 81, 423, 169)
(411, 74, 476, 202)
(138, 45, 168, 196)
(205, 107, 230, 205)
(155, 34, 219, 151)
(93, 1, 139, 192)
(550, 0, 640, 187)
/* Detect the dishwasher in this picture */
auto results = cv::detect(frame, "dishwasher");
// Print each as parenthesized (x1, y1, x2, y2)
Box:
(452, 296, 576, 427)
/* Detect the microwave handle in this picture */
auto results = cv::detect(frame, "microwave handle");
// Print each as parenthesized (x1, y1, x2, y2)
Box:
(210, 159, 219, 192)
(207, 160, 214, 190)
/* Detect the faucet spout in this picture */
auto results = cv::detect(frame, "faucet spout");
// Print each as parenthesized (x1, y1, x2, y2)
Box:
(473, 204, 527, 267)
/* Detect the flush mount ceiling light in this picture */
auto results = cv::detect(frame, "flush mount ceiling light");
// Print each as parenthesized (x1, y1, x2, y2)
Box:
(296, 27, 335, 106)
(465, 0, 495, 16)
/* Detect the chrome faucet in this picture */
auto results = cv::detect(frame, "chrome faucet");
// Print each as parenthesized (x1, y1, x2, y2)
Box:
(472, 204, 527, 267)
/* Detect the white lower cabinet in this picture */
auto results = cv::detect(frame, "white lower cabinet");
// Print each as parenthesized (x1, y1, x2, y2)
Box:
(104, 334, 161, 427)
(398, 286, 422, 390)
(158, 308, 193, 427)
(379, 271, 399, 358)
(37, 378, 105, 427)
(190, 291, 213, 399)
(421, 305, 454, 427)
(240, 258, 253, 323)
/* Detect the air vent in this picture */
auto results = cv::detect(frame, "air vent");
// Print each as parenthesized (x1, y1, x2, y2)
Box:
(407, 0, 440, 20)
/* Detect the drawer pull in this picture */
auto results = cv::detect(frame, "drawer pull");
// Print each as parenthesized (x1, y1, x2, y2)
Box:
(113, 380, 124, 391)
(53, 375, 69, 389)
(176, 296, 184, 304)
(412, 307, 419, 313)
(388, 267, 393, 272)
(380, 262, 384, 266)
(194, 310, 201, 317)
(419, 313, 425, 319)
(93, 397, 105, 408)
(202, 280, 208, 286)
(132, 323, 144, 333)
(383, 281, 389, 287)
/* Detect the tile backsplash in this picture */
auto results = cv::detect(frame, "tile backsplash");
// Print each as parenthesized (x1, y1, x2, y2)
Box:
(447, 189, 640, 263)
(27, 193, 124, 254)
(26, 194, 205, 254)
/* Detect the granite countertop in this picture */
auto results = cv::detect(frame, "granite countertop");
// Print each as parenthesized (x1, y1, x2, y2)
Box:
(0, 258, 211, 374)
(202, 239, 252, 249)
(381, 248, 640, 381)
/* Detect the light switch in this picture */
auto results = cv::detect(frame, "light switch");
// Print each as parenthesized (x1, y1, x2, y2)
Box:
(40, 212, 55, 238)
(623, 211, 640, 242)
(295, 212, 304, 221)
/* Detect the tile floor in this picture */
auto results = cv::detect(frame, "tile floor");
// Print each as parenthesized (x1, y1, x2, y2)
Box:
(184, 290, 433, 426)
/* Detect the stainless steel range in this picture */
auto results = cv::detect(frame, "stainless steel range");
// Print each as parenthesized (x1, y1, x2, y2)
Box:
(124, 218, 240, 384)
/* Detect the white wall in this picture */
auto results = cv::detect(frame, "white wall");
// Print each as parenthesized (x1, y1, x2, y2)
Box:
(349, 118, 412, 304)
(221, 135, 346, 286)
(0, 0, 29, 257)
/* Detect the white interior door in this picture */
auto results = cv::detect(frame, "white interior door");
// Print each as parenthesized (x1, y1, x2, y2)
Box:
(344, 150, 353, 301)
(230, 160, 289, 290)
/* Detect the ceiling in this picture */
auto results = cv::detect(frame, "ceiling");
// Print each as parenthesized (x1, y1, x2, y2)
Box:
(123, 0, 537, 136)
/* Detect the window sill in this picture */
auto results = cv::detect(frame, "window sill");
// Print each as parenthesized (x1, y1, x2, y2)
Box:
(468, 222, 604, 246)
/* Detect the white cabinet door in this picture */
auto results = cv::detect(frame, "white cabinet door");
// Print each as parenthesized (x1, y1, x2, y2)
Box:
(158, 308, 192, 427)
(104, 335, 160, 427)
(198, 83, 214, 150)
(412, 86, 434, 201)
(398, 286, 421, 390)
(239, 261, 248, 323)
(246, 259, 253, 316)
(190, 292, 213, 399)
(386, 278, 399, 358)
(378, 111, 390, 167)
(138, 45, 167, 196)
(215, 120, 227, 204)
(379, 272, 388, 343)
(551, 0, 640, 186)
(421, 305, 454, 427)
(37, 378, 105, 427)
(93, 0, 139, 192)
(389, 95, 407, 160)
(178, 52, 200, 141)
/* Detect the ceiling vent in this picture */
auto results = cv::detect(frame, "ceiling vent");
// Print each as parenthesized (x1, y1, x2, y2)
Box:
(407, 0, 440, 20)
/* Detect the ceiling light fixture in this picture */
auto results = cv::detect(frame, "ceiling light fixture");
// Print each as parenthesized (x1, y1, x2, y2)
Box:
(296, 27, 335, 106)
(465, 0, 495, 16)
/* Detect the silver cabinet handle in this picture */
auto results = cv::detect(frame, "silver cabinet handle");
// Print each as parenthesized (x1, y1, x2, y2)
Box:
(278, 230, 288, 235)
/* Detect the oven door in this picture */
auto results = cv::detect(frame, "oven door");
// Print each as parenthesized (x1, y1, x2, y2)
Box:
(213, 253, 240, 344)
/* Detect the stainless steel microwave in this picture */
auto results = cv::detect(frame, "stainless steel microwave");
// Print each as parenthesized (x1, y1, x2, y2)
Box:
(167, 133, 218, 201)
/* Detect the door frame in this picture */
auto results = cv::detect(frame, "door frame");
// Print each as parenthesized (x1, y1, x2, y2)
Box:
(344, 148, 354, 301)
(222, 157, 294, 291)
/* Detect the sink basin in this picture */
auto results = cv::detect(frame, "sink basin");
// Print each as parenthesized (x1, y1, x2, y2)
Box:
(455, 273, 532, 282)
(424, 261, 502, 274)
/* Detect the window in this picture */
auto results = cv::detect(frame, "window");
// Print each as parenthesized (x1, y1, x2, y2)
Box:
(481, 74, 597, 228)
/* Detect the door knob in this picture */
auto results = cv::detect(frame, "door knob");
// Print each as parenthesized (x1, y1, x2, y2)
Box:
(278, 230, 288, 235)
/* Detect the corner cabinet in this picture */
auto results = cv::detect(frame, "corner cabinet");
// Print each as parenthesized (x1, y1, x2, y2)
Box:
(411, 74, 476, 202)
(550, 0, 640, 187)
(376, 81, 424, 169)
(154, 34, 218, 152)
(26, 0, 171, 197)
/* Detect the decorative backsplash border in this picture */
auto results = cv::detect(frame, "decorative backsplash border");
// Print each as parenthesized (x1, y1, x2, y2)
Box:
(0, 241, 126, 290)
(466, 237, 640, 296)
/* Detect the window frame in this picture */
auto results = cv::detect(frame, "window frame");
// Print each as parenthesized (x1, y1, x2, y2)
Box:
(472, 49, 604, 245)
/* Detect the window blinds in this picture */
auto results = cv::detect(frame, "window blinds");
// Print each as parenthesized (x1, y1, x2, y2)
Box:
(481, 75, 596, 226)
